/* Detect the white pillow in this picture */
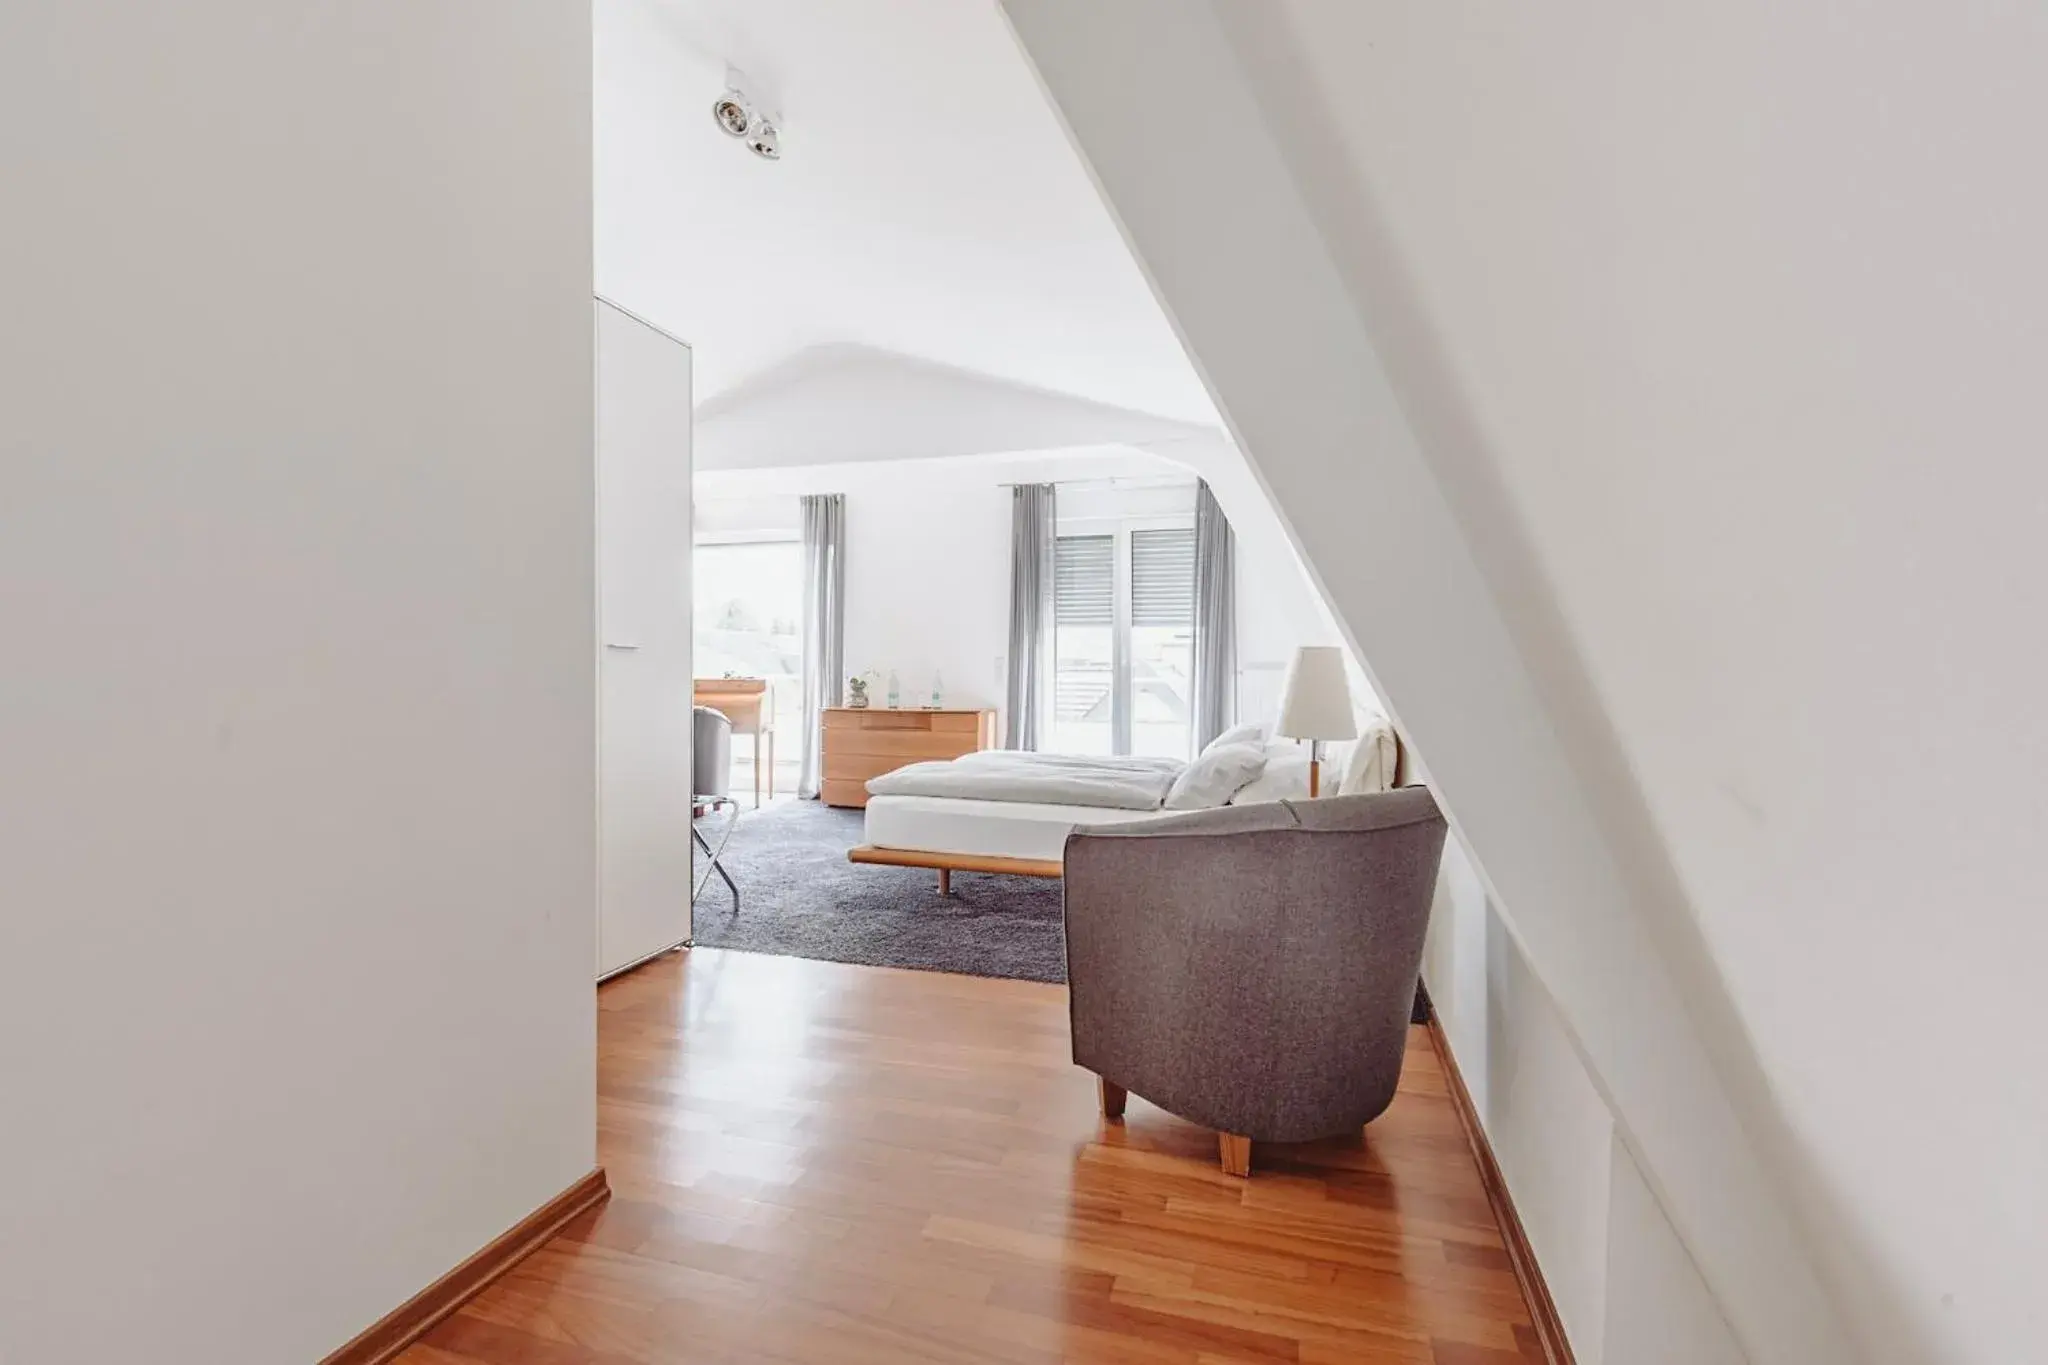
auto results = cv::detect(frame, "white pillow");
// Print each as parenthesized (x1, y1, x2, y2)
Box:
(1202, 720, 1268, 755)
(1230, 746, 1312, 805)
(1337, 713, 1400, 794)
(1164, 742, 1267, 809)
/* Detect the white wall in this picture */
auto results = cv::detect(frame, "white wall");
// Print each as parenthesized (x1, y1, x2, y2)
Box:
(1424, 853, 1746, 1365)
(699, 451, 1167, 723)
(1605, 1137, 1747, 1365)
(0, 6, 595, 1362)
(698, 446, 1332, 736)
(842, 463, 1011, 711)
(1424, 867, 1609, 1361)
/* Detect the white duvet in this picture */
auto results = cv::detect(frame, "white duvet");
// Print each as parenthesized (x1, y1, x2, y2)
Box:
(864, 750, 1183, 811)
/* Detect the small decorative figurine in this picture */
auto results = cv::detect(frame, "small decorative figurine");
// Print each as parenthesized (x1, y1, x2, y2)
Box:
(846, 675, 870, 709)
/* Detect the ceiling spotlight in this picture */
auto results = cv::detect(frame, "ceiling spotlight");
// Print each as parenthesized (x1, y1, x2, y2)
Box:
(712, 90, 752, 137)
(712, 72, 784, 162)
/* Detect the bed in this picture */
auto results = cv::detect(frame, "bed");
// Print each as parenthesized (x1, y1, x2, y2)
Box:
(852, 794, 1165, 888)
(846, 720, 1401, 891)
(846, 747, 1253, 891)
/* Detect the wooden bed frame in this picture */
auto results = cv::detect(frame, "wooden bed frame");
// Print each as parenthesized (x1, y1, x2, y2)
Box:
(847, 845, 1063, 896)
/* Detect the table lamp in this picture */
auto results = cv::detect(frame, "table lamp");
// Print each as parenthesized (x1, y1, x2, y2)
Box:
(1276, 645, 1357, 797)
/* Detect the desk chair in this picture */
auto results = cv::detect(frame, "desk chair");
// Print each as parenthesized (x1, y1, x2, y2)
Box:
(694, 678, 775, 806)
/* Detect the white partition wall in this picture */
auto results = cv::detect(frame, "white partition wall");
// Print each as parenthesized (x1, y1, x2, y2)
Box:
(0, 6, 596, 1358)
(596, 299, 694, 978)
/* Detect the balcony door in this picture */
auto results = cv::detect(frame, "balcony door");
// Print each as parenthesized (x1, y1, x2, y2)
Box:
(692, 535, 804, 798)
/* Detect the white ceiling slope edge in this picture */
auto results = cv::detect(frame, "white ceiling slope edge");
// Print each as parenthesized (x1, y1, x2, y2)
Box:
(596, 0, 1220, 425)
(999, 3, 1862, 1364)
(693, 345, 1206, 469)
(691, 345, 1338, 655)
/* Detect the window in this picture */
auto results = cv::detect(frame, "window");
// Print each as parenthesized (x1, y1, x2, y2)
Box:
(1053, 535, 1115, 755)
(1052, 522, 1194, 758)
(693, 538, 804, 796)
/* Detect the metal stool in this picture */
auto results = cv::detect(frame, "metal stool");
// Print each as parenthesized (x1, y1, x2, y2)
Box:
(692, 706, 740, 915)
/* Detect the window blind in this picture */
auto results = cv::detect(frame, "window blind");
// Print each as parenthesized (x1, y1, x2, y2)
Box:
(1054, 535, 1114, 626)
(1131, 527, 1195, 628)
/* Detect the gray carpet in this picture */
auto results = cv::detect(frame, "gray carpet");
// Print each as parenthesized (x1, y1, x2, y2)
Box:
(690, 799, 1069, 984)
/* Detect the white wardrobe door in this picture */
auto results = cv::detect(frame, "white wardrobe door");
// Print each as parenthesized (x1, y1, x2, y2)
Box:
(595, 299, 693, 979)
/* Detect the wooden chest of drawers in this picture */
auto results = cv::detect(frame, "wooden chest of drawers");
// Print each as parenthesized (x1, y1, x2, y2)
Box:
(821, 707, 997, 809)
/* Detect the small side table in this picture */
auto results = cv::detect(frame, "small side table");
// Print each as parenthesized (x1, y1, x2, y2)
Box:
(691, 796, 740, 916)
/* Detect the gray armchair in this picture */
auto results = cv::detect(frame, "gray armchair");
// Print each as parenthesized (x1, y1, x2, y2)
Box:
(1062, 787, 1447, 1177)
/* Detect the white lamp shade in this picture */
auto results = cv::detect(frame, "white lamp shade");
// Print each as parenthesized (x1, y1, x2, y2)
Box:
(1276, 646, 1358, 741)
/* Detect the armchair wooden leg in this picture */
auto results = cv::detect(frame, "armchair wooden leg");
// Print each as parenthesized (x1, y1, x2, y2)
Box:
(938, 868, 951, 896)
(1219, 1133, 1252, 1178)
(1098, 1078, 1127, 1121)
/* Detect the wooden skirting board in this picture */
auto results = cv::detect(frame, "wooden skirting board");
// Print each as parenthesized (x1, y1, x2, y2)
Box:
(1424, 999, 1578, 1365)
(847, 845, 1063, 879)
(319, 1167, 610, 1365)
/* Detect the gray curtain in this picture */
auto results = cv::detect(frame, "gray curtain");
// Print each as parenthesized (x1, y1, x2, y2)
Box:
(1191, 480, 1237, 750)
(1004, 483, 1056, 750)
(798, 493, 846, 798)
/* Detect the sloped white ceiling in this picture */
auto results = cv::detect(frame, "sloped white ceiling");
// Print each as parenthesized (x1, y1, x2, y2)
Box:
(1008, 3, 2048, 1364)
(595, 0, 1218, 427)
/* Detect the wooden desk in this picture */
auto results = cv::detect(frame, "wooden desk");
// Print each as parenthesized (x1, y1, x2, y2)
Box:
(694, 678, 775, 806)
(821, 707, 996, 809)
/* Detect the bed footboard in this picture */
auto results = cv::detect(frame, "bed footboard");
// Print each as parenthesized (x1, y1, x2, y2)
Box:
(847, 844, 1064, 896)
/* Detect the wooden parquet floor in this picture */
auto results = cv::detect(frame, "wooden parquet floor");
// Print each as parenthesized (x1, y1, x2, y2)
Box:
(402, 948, 1544, 1364)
